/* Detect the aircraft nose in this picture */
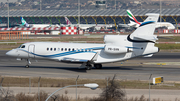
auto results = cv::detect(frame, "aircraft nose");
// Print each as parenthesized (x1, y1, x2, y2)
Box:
(6, 49, 17, 57)
(6, 50, 12, 56)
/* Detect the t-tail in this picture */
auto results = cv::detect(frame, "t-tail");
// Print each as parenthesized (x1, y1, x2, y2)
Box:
(21, 17, 30, 27)
(64, 16, 72, 25)
(127, 10, 141, 28)
(128, 13, 160, 57)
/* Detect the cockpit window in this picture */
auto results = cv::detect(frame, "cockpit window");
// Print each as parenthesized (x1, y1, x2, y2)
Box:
(18, 45, 22, 48)
(18, 45, 25, 48)
(21, 45, 25, 48)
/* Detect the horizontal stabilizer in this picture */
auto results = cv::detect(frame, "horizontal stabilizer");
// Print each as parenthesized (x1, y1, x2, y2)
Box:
(128, 13, 159, 43)
(134, 35, 158, 41)
(128, 20, 139, 28)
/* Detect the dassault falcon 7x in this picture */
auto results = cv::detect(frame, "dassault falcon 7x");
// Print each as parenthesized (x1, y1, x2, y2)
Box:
(6, 13, 160, 70)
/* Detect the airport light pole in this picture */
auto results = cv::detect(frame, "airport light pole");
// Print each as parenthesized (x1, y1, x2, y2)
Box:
(40, 0, 42, 10)
(29, 77, 31, 93)
(7, 0, 9, 28)
(78, 0, 80, 25)
(45, 83, 99, 101)
(76, 75, 79, 101)
(149, 74, 152, 101)
(160, 0, 162, 22)
(0, 78, 4, 95)
(7, 0, 9, 40)
(38, 76, 41, 101)
(115, 0, 116, 10)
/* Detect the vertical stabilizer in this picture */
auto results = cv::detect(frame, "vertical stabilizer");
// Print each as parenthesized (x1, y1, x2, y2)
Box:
(127, 10, 141, 26)
(21, 17, 29, 27)
(65, 17, 72, 25)
(129, 13, 159, 42)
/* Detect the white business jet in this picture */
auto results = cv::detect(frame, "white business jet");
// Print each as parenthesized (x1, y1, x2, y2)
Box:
(6, 13, 159, 70)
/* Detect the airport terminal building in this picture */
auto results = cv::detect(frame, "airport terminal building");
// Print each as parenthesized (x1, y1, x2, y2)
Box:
(0, 8, 180, 28)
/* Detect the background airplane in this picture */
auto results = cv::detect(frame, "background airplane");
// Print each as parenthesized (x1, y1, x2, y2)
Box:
(127, 10, 175, 30)
(20, 17, 62, 28)
(6, 13, 159, 70)
(64, 16, 113, 30)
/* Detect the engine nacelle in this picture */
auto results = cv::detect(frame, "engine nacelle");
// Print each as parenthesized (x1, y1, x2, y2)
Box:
(104, 45, 129, 54)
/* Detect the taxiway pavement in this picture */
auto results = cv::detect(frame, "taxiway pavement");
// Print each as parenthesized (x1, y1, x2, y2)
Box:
(1, 50, 180, 81)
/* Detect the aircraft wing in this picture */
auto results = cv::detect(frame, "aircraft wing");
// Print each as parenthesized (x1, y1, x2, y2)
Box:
(61, 52, 98, 63)
(61, 58, 89, 63)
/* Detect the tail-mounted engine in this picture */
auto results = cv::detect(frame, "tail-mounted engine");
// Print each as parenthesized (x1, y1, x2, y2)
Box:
(104, 45, 132, 54)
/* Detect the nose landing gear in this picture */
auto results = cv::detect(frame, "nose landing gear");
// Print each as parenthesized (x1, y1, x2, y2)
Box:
(25, 59, 31, 68)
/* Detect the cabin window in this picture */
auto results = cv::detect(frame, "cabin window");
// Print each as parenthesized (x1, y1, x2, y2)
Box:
(65, 48, 67, 51)
(47, 48, 49, 51)
(72, 48, 75, 51)
(54, 48, 56, 51)
(61, 48, 63, 51)
(68, 48, 71, 51)
(50, 48, 52, 51)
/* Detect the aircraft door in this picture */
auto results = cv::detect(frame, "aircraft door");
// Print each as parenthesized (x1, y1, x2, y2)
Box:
(28, 44, 35, 58)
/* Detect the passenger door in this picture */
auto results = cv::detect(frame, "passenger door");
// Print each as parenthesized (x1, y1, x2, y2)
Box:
(28, 44, 35, 58)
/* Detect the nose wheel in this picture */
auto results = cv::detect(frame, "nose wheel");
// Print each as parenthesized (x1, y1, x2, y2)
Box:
(25, 59, 31, 68)
(25, 65, 29, 68)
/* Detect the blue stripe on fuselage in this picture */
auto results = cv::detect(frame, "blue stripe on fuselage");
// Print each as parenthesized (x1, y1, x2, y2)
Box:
(18, 47, 104, 58)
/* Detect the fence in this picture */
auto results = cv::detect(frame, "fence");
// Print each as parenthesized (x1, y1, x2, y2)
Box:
(0, 31, 29, 40)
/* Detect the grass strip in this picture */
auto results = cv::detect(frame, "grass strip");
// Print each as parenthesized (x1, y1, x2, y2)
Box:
(0, 76, 180, 89)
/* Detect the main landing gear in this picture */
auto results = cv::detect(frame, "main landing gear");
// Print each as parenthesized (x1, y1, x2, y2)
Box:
(85, 63, 102, 70)
(94, 64, 102, 69)
(25, 59, 31, 68)
(86, 62, 92, 70)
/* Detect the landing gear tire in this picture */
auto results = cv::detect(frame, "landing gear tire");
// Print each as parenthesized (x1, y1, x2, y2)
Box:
(25, 65, 29, 68)
(94, 64, 102, 69)
(25, 59, 31, 68)
(86, 65, 92, 70)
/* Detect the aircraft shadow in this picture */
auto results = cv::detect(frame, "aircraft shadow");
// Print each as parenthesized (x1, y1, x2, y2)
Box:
(3, 65, 141, 72)
(101, 66, 142, 70)
(3, 65, 87, 73)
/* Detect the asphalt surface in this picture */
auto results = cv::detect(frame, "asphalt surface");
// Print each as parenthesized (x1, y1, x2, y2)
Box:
(1, 50, 180, 81)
